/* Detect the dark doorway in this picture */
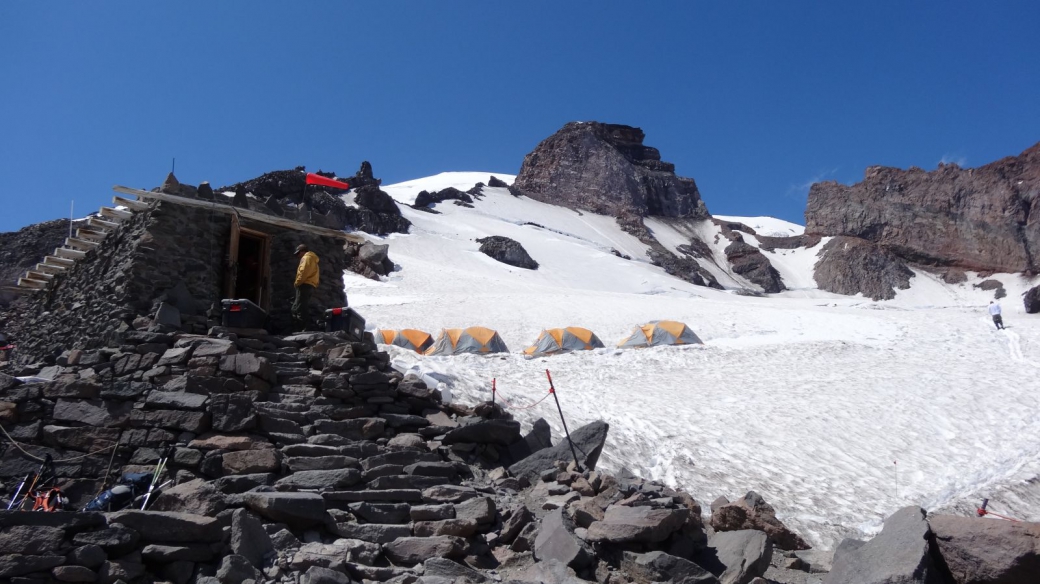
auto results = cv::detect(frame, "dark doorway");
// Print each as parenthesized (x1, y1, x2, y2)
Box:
(225, 216, 271, 309)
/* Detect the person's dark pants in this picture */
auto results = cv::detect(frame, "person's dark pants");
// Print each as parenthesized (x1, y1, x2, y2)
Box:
(292, 284, 315, 331)
(993, 314, 1004, 330)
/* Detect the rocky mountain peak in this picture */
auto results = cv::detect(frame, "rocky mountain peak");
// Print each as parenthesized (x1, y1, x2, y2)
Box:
(511, 121, 710, 220)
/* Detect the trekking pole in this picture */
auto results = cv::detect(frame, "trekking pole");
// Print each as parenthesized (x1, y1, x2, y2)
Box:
(6, 474, 29, 510)
(491, 378, 496, 410)
(17, 454, 52, 510)
(141, 445, 171, 510)
(545, 370, 583, 472)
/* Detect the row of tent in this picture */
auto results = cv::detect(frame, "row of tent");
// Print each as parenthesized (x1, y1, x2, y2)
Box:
(375, 321, 702, 357)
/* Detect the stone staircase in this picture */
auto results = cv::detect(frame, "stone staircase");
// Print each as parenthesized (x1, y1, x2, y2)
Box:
(16, 196, 150, 291)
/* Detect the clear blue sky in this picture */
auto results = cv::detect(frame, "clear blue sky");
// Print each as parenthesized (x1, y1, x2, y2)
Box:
(1, 2, 1038, 232)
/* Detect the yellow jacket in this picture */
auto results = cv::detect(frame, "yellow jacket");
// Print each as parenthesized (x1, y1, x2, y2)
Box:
(295, 251, 320, 287)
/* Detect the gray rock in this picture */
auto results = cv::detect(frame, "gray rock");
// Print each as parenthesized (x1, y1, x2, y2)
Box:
(421, 484, 479, 503)
(455, 496, 496, 524)
(222, 449, 279, 474)
(410, 504, 456, 522)
(232, 508, 275, 569)
(413, 518, 479, 537)
(71, 525, 139, 556)
(140, 543, 215, 562)
(67, 544, 106, 569)
(217, 553, 262, 584)
(711, 491, 809, 551)
(331, 522, 411, 544)
(155, 302, 182, 328)
(586, 504, 689, 543)
(476, 235, 539, 270)
(275, 468, 362, 490)
(0, 554, 65, 578)
(53, 398, 133, 427)
(302, 565, 352, 584)
(285, 455, 359, 472)
(145, 389, 208, 410)
(51, 565, 99, 583)
(621, 550, 719, 584)
(149, 478, 226, 515)
(500, 505, 533, 544)
(812, 236, 913, 300)
(699, 530, 772, 584)
(533, 507, 592, 569)
(243, 492, 327, 528)
(347, 502, 412, 524)
(423, 557, 486, 582)
(512, 558, 586, 584)
(509, 420, 608, 483)
(98, 558, 146, 583)
(824, 506, 939, 584)
(442, 417, 521, 446)
(0, 524, 64, 555)
(929, 513, 1040, 584)
(107, 510, 223, 543)
(382, 536, 465, 565)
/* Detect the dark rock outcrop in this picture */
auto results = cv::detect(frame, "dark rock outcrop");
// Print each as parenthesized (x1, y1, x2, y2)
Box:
(711, 492, 809, 551)
(813, 236, 914, 300)
(929, 513, 1040, 584)
(475, 236, 539, 270)
(414, 187, 474, 209)
(725, 240, 785, 293)
(512, 122, 710, 220)
(806, 142, 1040, 274)
(1025, 285, 1040, 313)
(343, 185, 412, 235)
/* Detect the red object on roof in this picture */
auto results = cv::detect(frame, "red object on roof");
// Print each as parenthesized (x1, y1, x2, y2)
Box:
(305, 173, 351, 190)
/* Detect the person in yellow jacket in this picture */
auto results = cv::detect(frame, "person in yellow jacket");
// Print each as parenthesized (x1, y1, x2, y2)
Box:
(292, 244, 320, 331)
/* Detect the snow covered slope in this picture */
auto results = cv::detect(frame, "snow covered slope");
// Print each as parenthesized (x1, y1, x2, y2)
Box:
(344, 172, 1040, 549)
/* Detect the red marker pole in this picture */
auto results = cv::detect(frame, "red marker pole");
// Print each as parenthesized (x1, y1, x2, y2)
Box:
(491, 378, 496, 410)
(546, 370, 583, 472)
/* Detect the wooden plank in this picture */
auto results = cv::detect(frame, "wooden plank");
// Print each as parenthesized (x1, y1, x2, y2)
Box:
(88, 216, 119, 230)
(25, 271, 54, 281)
(100, 207, 133, 221)
(0, 285, 31, 295)
(66, 237, 100, 250)
(54, 247, 87, 260)
(17, 278, 47, 289)
(44, 256, 76, 267)
(112, 195, 151, 211)
(76, 228, 107, 242)
(112, 185, 366, 243)
(35, 263, 66, 274)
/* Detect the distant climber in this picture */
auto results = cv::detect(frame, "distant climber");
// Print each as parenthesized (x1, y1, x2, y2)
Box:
(988, 300, 1005, 330)
(292, 244, 320, 332)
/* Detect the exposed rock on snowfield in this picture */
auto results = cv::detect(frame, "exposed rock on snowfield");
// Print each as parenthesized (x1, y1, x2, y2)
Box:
(476, 236, 539, 270)
(512, 121, 710, 220)
(806, 142, 1040, 274)
(813, 236, 914, 300)
(344, 184, 412, 235)
(711, 491, 810, 551)
(1024, 284, 1040, 313)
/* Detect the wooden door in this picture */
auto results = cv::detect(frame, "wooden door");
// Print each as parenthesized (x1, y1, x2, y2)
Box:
(224, 214, 240, 299)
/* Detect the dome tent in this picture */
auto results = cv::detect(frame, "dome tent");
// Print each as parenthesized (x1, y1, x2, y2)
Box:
(374, 329, 434, 354)
(425, 326, 509, 356)
(523, 327, 605, 358)
(617, 320, 702, 348)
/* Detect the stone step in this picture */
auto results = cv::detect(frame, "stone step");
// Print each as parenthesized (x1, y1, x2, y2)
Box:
(323, 490, 424, 504)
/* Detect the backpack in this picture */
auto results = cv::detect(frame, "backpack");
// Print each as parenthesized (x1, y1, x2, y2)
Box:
(82, 472, 155, 512)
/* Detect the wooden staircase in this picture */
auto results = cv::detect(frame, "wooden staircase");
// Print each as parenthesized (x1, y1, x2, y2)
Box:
(15, 195, 152, 292)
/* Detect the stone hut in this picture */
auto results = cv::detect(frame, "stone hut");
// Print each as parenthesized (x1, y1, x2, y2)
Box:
(4, 180, 364, 364)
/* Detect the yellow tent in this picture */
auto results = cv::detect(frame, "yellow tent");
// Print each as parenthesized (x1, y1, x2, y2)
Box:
(617, 320, 702, 348)
(523, 327, 605, 358)
(425, 326, 509, 356)
(374, 329, 434, 354)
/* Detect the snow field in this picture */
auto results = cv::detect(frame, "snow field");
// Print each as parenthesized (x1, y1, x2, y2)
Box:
(344, 172, 1040, 549)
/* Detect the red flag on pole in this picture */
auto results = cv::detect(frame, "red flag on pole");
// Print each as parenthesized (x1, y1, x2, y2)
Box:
(305, 173, 350, 190)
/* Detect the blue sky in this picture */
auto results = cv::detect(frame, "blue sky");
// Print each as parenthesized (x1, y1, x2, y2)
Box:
(1, 2, 1038, 232)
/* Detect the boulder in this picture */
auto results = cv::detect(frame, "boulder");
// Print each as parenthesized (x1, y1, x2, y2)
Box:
(586, 504, 689, 544)
(533, 507, 593, 569)
(0, 554, 65, 578)
(216, 554, 262, 584)
(475, 236, 539, 270)
(621, 550, 719, 584)
(711, 491, 809, 551)
(302, 566, 352, 584)
(149, 478, 227, 515)
(824, 506, 939, 584)
(208, 394, 257, 432)
(222, 449, 279, 475)
(725, 240, 785, 293)
(382, 536, 465, 565)
(243, 492, 327, 528)
(509, 420, 608, 483)
(442, 418, 522, 446)
(929, 514, 1040, 584)
(696, 530, 773, 584)
(231, 508, 275, 569)
(107, 510, 222, 543)
(275, 468, 362, 490)
(0, 525, 64, 555)
(424, 557, 487, 582)
(1025, 285, 1040, 314)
